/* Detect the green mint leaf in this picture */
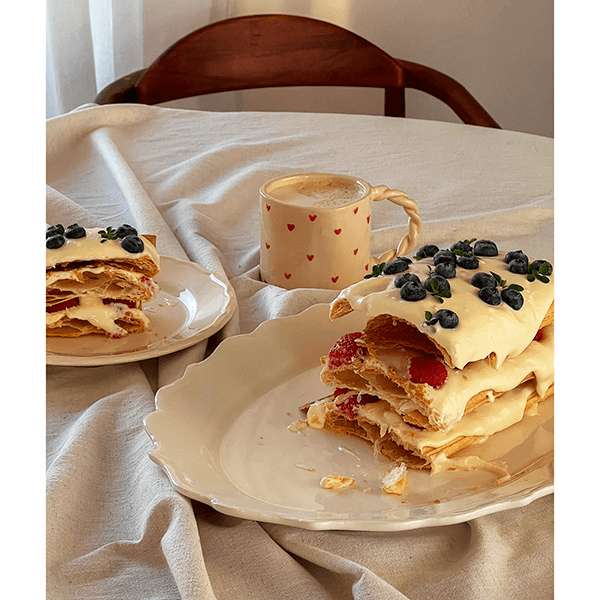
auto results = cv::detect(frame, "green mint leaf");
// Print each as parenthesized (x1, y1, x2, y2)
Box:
(364, 263, 386, 279)
(99, 227, 118, 240)
(508, 283, 524, 292)
(491, 272, 506, 286)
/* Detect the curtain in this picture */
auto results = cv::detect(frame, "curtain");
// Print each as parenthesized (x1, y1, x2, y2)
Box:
(45, 0, 360, 119)
(46, 0, 214, 118)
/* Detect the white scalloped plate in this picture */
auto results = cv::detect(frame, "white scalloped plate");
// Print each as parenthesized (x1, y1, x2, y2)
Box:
(46, 257, 237, 366)
(145, 303, 553, 531)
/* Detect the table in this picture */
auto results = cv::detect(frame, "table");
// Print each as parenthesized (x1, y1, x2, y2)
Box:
(46, 104, 554, 600)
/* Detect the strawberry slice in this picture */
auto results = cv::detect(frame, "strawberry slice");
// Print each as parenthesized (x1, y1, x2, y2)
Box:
(409, 357, 448, 388)
(328, 332, 365, 369)
(46, 298, 79, 313)
(333, 389, 380, 420)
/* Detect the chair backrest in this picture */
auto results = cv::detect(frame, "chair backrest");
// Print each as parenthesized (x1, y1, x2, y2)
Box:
(134, 14, 407, 115)
(95, 14, 500, 127)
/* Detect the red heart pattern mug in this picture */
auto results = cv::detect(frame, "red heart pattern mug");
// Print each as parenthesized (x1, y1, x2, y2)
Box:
(259, 173, 422, 290)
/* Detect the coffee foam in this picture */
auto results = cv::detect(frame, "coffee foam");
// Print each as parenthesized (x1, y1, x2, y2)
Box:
(268, 177, 366, 208)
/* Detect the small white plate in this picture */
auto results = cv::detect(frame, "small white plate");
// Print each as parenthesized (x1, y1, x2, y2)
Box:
(46, 256, 237, 366)
(145, 303, 553, 531)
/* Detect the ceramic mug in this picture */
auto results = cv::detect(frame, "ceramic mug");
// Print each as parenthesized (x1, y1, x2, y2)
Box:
(259, 172, 422, 290)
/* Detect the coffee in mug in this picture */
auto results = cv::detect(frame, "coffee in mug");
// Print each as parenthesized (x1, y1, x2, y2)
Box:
(259, 173, 422, 290)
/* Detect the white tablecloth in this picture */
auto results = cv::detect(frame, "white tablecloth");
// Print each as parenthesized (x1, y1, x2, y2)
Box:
(46, 104, 553, 599)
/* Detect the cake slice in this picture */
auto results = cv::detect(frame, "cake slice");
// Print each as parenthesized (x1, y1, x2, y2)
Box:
(302, 239, 554, 474)
(46, 224, 160, 338)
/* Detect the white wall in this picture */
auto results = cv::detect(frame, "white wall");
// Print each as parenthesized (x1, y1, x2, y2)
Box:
(164, 0, 553, 137)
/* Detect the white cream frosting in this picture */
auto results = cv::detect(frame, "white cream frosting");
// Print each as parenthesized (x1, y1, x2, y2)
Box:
(336, 251, 553, 369)
(46, 227, 160, 270)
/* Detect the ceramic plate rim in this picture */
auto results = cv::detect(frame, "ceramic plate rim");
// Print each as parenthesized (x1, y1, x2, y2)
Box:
(144, 303, 553, 531)
(46, 256, 237, 366)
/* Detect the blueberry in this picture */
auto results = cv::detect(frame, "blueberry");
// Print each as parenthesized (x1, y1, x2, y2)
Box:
(46, 225, 63, 238)
(504, 250, 528, 265)
(478, 286, 502, 306)
(116, 224, 138, 239)
(434, 309, 460, 329)
(433, 249, 456, 266)
(434, 262, 456, 279)
(64, 224, 86, 239)
(394, 273, 421, 288)
(424, 274, 451, 294)
(46, 234, 65, 249)
(508, 259, 528, 274)
(473, 240, 499, 256)
(501, 288, 524, 310)
(456, 255, 479, 269)
(530, 259, 553, 277)
(415, 244, 439, 259)
(451, 240, 473, 254)
(470, 272, 497, 289)
(400, 281, 427, 302)
(120, 234, 145, 253)
(382, 258, 410, 275)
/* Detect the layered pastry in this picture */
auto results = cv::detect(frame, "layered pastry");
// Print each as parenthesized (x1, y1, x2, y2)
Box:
(302, 239, 554, 473)
(46, 224, 160, 338)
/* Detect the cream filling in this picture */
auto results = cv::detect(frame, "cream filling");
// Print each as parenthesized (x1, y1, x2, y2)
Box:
(46, 227, 160, 269)
(357, 381, 538, 452)
(336, 251, 553, 369)
(372, 325, 554, 429)
(46, 296, 149, 336)
(430, 454, 511, 484)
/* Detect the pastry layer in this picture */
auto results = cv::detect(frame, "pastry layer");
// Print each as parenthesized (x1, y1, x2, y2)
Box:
(320, 325, 554, 431)
(305, 380, 552, 469)
(46, 301, 149, 338)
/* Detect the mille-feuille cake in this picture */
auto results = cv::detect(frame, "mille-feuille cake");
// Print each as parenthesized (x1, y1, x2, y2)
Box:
(302, 239, 554, 471)
(46, 224, 160, 338)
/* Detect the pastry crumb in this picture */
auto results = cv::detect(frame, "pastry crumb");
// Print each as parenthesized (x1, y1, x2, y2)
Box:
(287, 420, 308, 433)
(295, 464, 315, 472)
(381, 463, 408, 496)
(320, 474, 355, 490)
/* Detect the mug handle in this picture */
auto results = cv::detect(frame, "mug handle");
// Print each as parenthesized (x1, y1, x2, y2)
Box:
(370, 186, 423, 263)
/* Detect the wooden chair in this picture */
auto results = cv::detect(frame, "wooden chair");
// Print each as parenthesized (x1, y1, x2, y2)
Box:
(95, 14, 500, 128)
